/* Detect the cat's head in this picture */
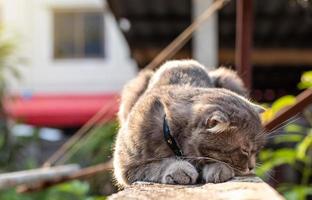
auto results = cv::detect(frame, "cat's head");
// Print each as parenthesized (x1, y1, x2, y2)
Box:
(180, 89, 266, 175)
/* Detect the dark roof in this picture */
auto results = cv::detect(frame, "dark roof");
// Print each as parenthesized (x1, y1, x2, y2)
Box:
(221, 0, 312, 48)
(108, 0, 312, 51)
(108, 0, 191, 48)
(108, 0, 191, 67)
(107, 0, 312, 101)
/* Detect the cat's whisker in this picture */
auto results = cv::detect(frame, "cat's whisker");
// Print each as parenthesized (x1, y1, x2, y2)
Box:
(263, 115, 299, 137)
(265, 115, 300, 136)
(263, 170, 279, 184)
(253, 115, 301, 143)
(181, 156, 245, 174)
(252, 165, 279, 184)
(255, 163, 262, 168)
(182, 156, 226, 164)
(253, 128, 266, 138)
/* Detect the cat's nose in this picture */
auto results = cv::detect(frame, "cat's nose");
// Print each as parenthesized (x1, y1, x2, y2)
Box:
(247, 167, 255, 174)
(242, 166, 254, 175)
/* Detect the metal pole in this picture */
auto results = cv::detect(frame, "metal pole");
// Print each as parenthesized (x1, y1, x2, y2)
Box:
(235, 0, 253, 90)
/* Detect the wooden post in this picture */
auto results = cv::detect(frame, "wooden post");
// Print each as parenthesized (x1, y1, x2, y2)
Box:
(235, 0, 253, 90)
(264, 89, 312, 131)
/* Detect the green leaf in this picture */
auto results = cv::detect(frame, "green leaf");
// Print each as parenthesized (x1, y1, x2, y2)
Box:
(258, 149, 274, 161)
(256, 148, 297, 177)
(0, 134, 4, 148)
(296, 130, 312, 161)
(0, 189, 33, 200)
(298, 71, 312, 89)
(274, 134, 304, 144)
(271, 95, 296, 116)
(285, 124, 305, 133)
(67, 122, 117, 165)
(281, 185, 312, 200)
(55, 180, 90, 196)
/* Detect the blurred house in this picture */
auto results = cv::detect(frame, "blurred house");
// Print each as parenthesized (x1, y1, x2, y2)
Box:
(1, 0, 137, 128)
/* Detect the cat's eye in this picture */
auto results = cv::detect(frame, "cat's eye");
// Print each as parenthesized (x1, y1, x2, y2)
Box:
(251, 149, 258, 154)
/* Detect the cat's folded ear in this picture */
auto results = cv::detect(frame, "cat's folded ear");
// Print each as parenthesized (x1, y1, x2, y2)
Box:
(206, 111, 230, 133)
(251, 103, 266, 114)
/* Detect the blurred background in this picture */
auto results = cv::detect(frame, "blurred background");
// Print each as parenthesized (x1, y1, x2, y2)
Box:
(0, 0, 311, 199)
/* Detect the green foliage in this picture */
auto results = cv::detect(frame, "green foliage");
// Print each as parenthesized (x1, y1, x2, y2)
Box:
(0, 25, 24, 172)
(0, 121, 118, 199)
(256, 71, 312, 199)
(261, 95, 296, 124)
(0, 181, 106, 200)
(0, 127, 40, 171)
(273, 133, 304, 144)
(66, 121, 118, 166)
(257, 148, 297, 177)
(65, 122, 118, 195)
(271, 96, 296, 115)
(257, 123, 312, 199)
(296, 130, 312, 162)
(298, 71, 312, 89)
(285, 124, 305, 133)
(280, 185, 312, 200)
(0, 25, 21, 94)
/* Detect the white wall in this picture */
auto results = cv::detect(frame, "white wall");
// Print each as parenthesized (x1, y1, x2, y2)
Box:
(2, 0, 137, 95)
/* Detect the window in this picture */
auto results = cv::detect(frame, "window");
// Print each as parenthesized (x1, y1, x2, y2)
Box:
(53, 11, 104, 59)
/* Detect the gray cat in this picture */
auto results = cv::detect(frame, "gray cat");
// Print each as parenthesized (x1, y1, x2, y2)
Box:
(114, 60, 265, 186)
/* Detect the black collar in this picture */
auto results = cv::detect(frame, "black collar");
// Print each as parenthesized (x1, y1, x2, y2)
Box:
(163, 115, 183, 157)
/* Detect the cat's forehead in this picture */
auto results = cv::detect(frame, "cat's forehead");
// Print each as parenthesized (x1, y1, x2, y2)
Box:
(194, 101, 259, 120)
(198, 90, 260, 117)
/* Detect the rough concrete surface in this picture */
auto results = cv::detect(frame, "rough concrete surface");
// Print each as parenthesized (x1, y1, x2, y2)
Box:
(109, 176, 284, 200)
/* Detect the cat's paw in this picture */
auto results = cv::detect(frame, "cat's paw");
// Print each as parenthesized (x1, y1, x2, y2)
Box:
(162, 160, 198, 185)
(202, 162, 234, 183)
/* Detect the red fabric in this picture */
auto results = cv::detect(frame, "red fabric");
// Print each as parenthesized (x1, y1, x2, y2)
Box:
(4, 93, 119, 127)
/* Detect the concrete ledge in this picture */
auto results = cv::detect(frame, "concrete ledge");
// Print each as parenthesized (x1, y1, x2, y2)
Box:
(109, 176, 284, 200)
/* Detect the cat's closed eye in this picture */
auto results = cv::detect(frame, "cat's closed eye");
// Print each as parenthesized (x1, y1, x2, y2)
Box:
(251, 149, 259, 155)
(241, 149, 249, 156)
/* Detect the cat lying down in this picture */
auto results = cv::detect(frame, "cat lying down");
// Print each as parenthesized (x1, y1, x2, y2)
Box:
(113, 60, 266, 186)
